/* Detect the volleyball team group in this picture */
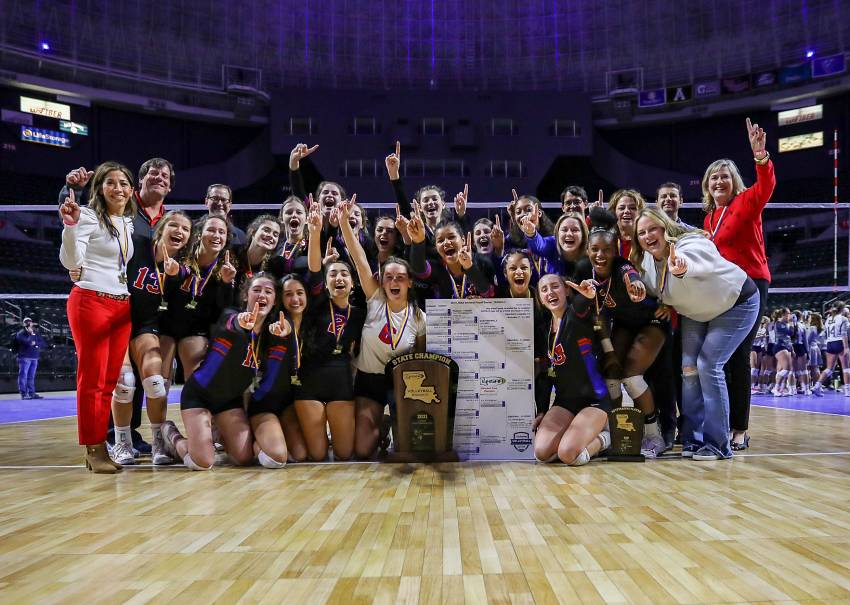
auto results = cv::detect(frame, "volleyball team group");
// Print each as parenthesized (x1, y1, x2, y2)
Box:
(58, 117, 789, 473)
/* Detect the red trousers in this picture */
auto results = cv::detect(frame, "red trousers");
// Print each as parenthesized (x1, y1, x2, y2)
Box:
(67, 287, 131, 445)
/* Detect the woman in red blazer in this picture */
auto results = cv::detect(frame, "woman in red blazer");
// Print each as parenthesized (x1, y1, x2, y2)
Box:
(701, 118, 775, 450)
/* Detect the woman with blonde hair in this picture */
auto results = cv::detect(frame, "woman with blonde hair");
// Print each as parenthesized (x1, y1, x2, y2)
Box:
(631, 208, 759, 460)
(701, 118, 775, 449)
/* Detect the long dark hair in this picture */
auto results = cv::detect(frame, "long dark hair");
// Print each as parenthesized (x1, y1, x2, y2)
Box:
(237, 272, 280, 357)
(87, 161, 137, 237)
(152, 210, 192, 262)
(185, 213, 233, 279)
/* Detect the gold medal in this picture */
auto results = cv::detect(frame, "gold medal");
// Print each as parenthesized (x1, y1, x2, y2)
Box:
(118, 271, 127, 285)
(158, 302, 169, 312)
(185, 299, 198, 310)
(291, 375, 301, 386)
(333, 345, 343, 355)
(547, 367, 556, 378)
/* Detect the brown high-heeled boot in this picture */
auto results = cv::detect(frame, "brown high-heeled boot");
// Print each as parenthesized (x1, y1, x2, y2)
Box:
(85, 443, 121, 473)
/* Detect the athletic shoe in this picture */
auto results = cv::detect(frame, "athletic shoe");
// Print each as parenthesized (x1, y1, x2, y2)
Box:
(30, 393, 43, 399)
(812, 384, 823, 397)
(151, 433, 176, 466)
(160, 421, 182, 460)
(640, 433, 668, 458)
(771, 388, 783, 397)
(750, 386, 760, 395)
(692, 447, 720, 461)
(681, 446, 697, 458)
(110, 440, 136, 465)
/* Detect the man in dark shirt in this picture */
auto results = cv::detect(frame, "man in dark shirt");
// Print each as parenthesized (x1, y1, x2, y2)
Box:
(16, 317, 48, 399)
(204, 184, 246, 246)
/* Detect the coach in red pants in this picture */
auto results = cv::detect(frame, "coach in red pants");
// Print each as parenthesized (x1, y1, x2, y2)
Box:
(60, 161, 137, 473)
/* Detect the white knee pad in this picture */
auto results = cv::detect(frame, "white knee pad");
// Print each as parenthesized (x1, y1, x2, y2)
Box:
(258, 450, 287, 469)
(605, 379, 622, 400)
(822, 369, 833, 380)
(751, 368, 760, 378)
(567, 448, 591, 466)
(142, 374, 167, 399)
(622, 375, 649, 400)
(183, 453, 212, 471)
(113, 365, 136, 404)
(777, 369, 789, 380)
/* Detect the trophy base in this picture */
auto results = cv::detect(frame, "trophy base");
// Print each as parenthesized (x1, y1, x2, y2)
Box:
(606, 453, 646, 462)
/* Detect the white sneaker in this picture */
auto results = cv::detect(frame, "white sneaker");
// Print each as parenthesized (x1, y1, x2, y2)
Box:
(152, 433, 176, 465)
(640, 433, 669, 458)
(110, 440, 135, 465)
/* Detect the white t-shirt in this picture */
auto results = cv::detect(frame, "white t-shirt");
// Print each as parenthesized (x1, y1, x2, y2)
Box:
(354, 289, 427, 374)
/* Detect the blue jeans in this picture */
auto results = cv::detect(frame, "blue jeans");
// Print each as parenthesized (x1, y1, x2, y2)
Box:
(18, 357, 38, 396)
(681, 292, 760, 458)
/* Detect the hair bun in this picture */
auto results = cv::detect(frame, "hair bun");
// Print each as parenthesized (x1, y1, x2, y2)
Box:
(588, 207, 618, 233)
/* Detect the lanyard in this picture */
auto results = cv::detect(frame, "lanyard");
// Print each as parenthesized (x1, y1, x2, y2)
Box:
(112, 217, 129, 277)
(191, 257, 218, 299)
(657, 260, 670, 303)
(293, 325, 301, 369)
(591, 269, 611, 315)
(385, 303, 410, 350)
(708, 206, 729, 241)
(329, 300, 350, 348)
(248, 331, 260, 372)
(548, 313, 565, 364)
(152, 242, 166, 295)
(450, 272, 467, 299)
(282, 239, 304, 260)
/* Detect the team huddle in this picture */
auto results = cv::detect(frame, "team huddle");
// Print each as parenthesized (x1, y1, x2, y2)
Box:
(58, 118, 777, 472)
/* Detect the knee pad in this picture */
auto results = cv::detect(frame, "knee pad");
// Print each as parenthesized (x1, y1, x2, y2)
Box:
(777, 369, 789, 380)
(142, 374, 167, 399)
(567, 448, 591, 466)
(605, 379, 622, 400)
(258, 450, 287, 469)
(183, 453, 212, 471)
(622, 375, 649, 400)
(113, 365, 136, 404)
(751, 368, 760, 378)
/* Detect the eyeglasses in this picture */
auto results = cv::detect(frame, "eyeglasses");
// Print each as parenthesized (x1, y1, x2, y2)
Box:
(207, 196, 231, 204)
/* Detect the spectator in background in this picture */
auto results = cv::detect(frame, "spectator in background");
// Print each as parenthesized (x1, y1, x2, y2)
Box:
(701, 118, 775, 450)
(561, 185, 588, 216)
(656, 182, 694, 229)
(205, 184, 247, 246)
(16, 317, 48, 400)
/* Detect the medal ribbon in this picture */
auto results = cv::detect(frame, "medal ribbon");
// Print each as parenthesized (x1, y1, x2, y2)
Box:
(658, 260, 670, 303)
(191, 256, 219, 299)
(248, 331, 260, 372)
(113, 217, 129, 275)
(450, 272, 467, 299)
(591, 269, 611, 316)
(708, 206, 729, 241)
(293, 326, 301, 370)
(152, 242, 166, 295)
(385, 303, 410, 350)
(329, 300, 350, 348)
(548, 313, 565, 366)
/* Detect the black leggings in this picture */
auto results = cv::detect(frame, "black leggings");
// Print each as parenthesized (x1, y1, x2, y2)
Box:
(724, 278, 768, 432)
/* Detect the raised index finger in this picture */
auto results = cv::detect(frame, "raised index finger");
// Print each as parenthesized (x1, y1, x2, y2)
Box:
(224, 250, 230, 265)
(512, 188, 519, 202)
(251, 302, 260, 319)
(495, 214, 501, 228)
(463, 183, 468, 199)
(279, 310, 285, 324)
(466, 232, 472, 249)
(395, 140, 401, 157)
(746, 117, 753, 133)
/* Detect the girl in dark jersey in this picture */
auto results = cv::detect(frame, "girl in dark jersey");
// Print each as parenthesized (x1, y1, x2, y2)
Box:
(277, 195, 310, 279)
(273, 274, 312, 462)
(771, 308, 794, 396)
(532, 274, 611, 466)
(577, 209, 669, 458)
(159, 214, 237, 381)
(521, 210, 588, 279)
(507, 193, 557, 277)
(161, 273, 288, 470)
(233, 214, 281, 290)
(111, 210, 192, 466)
(293, 201, 366, 461)
(750, 316, 768, 395)
(409, 220, 495, 299)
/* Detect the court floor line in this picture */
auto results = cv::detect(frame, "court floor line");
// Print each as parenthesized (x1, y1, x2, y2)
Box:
(1, 450, 849, 470)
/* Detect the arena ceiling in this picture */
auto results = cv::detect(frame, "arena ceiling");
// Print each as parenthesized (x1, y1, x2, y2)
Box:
(1, 0, 848, 95)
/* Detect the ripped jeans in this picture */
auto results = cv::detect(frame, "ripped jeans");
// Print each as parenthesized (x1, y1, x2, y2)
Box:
(680, 292, 760, 458)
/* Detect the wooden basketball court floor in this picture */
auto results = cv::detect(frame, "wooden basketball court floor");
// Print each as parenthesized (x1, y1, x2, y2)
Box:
(0, 399, 849, 604)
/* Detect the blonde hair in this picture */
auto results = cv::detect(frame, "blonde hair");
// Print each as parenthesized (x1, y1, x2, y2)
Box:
(607, 189, 646, 214)
(701, 158, 747, 213)
(629, 207, 707, 268)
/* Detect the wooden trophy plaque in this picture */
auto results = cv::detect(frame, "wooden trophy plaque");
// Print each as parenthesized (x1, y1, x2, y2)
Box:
(607, 405, 645, 462)
(386, 353, 458, 462)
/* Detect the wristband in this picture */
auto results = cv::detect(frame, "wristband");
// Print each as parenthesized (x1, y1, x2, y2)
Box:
(754, 151, 770, 165)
